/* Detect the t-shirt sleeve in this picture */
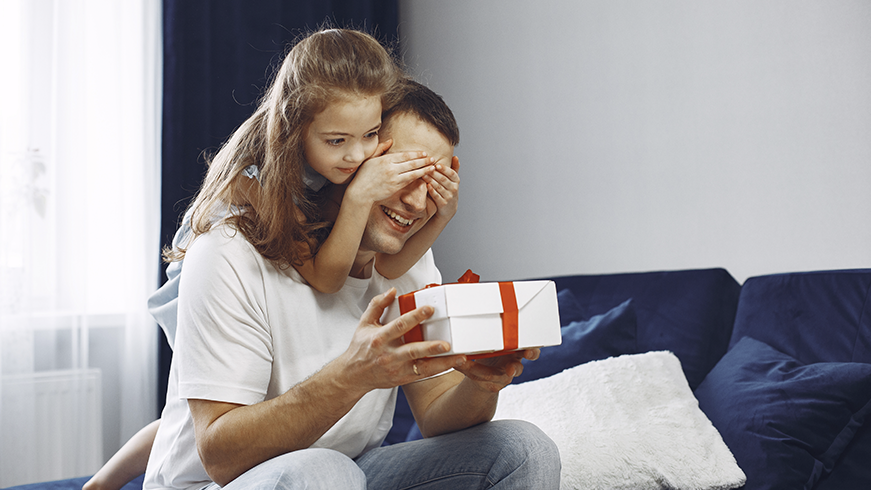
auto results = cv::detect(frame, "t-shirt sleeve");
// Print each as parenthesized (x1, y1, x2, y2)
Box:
(175, 229, 274, 406)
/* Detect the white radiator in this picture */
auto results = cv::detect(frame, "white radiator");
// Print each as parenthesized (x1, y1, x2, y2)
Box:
(1, 369, 103, 487)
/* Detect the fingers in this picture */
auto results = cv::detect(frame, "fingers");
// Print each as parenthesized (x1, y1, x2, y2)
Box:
(451, 155, 460, 172)
(453, 351, 531, 392)
(423, 165, 458, 195)
(454, 360, 520, 392)
(363, 152, 435, 185)
(405, 339, 452, 360)
(523, 348, 541, 361)
(386, 305, 455, 363)
(388, 304, 435, 340)
(361, 288, 396, 325)
(410, 354, 466, 379)
(426, 165, 458, 184)
(373, 151, 431, 168)
(422, 163, 459, 213)
(400, 162, 437, 180)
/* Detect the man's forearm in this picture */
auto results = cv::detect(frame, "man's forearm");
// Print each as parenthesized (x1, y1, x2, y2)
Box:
(407, 351, 533, 438)
(407, 372, 499, 438)
(191, 359, 366, 486)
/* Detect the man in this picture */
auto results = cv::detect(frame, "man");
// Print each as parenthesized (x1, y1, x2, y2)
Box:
(144, 80, 561, 489)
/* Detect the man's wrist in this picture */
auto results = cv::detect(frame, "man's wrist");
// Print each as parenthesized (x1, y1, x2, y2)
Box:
(325, 352, 373, 401)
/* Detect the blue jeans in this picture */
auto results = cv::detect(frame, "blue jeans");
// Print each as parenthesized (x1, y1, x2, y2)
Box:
(212, 420, 560, 489)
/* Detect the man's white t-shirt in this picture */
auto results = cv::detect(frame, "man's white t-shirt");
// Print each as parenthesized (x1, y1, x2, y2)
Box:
(144, 224, 441, 490)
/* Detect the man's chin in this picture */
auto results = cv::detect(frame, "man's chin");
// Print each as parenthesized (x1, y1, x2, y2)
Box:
(361, 225, 418, 256)
(362, 241, 400, 257)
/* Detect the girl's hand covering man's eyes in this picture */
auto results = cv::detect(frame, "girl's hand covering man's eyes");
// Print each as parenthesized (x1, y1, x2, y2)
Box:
(422, 155, 460, 221)
(347, 141, 435, 205)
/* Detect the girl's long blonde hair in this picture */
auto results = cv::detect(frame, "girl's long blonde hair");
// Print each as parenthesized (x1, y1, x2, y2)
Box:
(166, 28, 401, 268)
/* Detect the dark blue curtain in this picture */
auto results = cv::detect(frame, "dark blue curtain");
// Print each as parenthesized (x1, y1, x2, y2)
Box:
(159, 0, 400, 412)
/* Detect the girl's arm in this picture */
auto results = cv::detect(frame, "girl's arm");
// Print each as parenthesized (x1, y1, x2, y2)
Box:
(294, 147, 435, 293)
(376, 157, 460, 279)
(293, 186, 372, 292)
(82, 419, 160, 490)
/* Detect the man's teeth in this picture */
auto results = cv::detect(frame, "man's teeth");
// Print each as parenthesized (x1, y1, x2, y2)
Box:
(383, 207, 413, 226)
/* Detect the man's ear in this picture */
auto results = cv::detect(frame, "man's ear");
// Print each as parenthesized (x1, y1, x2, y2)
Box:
(451, 155, 460, 172)
(375, 139, 393, 156)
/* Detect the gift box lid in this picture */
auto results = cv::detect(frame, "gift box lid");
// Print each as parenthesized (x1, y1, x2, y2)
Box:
(413, 280, 554, 322)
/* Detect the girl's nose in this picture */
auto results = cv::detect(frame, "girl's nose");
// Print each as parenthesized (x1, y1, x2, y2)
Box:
(345, 141, 366, 163)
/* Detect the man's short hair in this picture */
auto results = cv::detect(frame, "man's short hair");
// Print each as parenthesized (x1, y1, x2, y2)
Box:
(384, 79, 460, 146)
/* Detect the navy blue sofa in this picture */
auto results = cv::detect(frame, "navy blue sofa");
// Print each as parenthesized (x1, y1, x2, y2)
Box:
(395, 268, 871, 490)
(7, 268, 870, 490)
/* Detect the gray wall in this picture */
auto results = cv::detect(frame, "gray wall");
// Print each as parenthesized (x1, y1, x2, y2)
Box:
(398, 0, 871, 284)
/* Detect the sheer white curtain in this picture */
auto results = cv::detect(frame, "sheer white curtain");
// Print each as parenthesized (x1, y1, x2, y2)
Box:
(0, 0, 162, 486)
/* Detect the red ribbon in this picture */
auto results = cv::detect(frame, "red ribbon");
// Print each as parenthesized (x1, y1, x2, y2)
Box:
(498, 282, 519, 351)
(456, 269, 480, 284)
(399, 269, 479, 344)
(399, 270, 520, 356)
(398, 293, 424, 343)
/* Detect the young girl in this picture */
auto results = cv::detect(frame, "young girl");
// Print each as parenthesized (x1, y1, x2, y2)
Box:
(174, 28, 457, 292)
(83, 28, 459, 490)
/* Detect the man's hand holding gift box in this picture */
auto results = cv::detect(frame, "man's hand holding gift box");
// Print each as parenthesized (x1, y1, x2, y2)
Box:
(384, 271, 562, 358)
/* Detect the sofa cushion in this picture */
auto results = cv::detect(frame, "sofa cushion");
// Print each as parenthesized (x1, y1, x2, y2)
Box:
(730, 269, 871, 486)
(1, 474, 143, 490)
(513, 297, 639, 384)
(399, 293, 641, 443)
(694, 336, 871, 490)
(814, 422, 871, 490)
(730, 269, 871, 364)
(384, 387, 415, 445)
(495, 351, 746, 490)
(548, 268, 741, 389)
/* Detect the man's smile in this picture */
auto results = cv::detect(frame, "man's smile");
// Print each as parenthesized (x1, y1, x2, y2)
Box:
(381, 206, 416, 228)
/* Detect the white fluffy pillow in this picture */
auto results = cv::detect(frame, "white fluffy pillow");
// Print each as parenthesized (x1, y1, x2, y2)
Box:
(494, 351, 746, 490)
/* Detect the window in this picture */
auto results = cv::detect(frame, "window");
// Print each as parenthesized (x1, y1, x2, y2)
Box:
(0, 0, 161, 485)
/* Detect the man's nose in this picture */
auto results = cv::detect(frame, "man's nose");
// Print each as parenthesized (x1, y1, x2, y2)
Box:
(400, 179, 428, 212)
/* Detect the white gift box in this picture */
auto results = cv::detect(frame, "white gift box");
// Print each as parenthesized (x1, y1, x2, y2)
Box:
(384, 280, 562, 357)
